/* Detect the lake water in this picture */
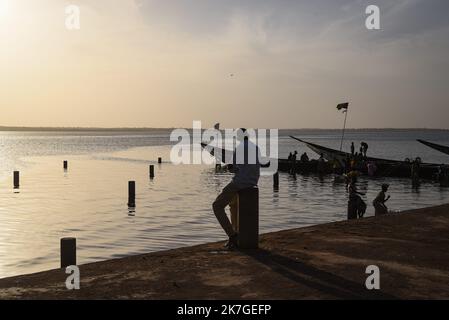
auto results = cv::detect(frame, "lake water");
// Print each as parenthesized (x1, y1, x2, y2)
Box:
(1, 129, 449, 278)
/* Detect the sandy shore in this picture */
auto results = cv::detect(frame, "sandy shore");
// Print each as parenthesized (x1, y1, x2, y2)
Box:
(1, 204, 449, 299)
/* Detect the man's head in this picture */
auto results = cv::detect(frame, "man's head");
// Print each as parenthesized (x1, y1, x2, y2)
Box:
(236, 128, 248, 142)
(382, 184, 389, 192)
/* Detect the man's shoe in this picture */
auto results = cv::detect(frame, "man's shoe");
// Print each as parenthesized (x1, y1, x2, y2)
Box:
(224, 234, 239, 250)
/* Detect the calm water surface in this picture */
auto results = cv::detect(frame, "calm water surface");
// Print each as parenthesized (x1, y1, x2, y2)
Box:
(0, 129, 448, 278)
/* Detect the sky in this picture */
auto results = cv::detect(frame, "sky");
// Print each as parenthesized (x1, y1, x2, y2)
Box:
(0, 0, 448, 129)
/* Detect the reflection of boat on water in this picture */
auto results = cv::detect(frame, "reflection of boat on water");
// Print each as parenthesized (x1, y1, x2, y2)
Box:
(286, 136, 442, 179)
(417, 139, 449, 156)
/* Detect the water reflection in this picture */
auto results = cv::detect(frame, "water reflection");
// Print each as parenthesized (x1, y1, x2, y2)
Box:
(0, 144, 448, 279)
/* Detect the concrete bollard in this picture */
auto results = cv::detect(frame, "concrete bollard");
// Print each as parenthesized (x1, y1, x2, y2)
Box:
(128, 181, 136, 207)
(236, 187, 259, 249)
(149, 165, 155, 179)
(60, 237, 76, 268)
(158, 157, 162, 164)
(63, 160, 68, 170)
(13, 171, 19, 188)
(273, 171, 279, 188)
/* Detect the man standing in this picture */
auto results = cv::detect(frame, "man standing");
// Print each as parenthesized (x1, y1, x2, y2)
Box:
(290, 150, 298, 174)
(361, 142, 369, 158)
(212, 128, 261, 249)
(373, 184, 390, 216)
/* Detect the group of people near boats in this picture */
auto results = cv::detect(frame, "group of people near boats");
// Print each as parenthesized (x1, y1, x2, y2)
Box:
(286, 143, 393, 220)
(351, 141, 369, 158)
(287, 151, 311, 174)
(212, 132, 449, 249)
(347, 181, 391, 220)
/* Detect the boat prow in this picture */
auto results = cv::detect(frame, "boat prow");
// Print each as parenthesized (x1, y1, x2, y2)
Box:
(417, 139, 449, 156)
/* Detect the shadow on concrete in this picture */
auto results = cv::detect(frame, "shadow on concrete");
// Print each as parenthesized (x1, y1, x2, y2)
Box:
(243, 248, 397, 300)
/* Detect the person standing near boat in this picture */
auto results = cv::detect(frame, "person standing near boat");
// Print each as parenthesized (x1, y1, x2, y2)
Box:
(317, 153, 326, 175)
(373, 184, 390, 216)
(411, 158, 421, 187)
(212, 128, 261, 249)
(350, 142, 355, 156)
(361, 142, 368, 158)
(290, 151, 298, 174)
(332, 157, 342, 175)
(300, 152, 309, 163)
(348, 182, 366, 219)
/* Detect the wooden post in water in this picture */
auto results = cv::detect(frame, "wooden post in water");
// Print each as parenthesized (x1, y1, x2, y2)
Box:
(13, 171, 19, 188)
(60, 237, 76, 268)
(273, 171, 279, 188)
(149, 165, 155, 179)
(158, 157, 162, 164)
(236, 187, 259, 249)
(128, 181, 136, 207)
(63, 160, 68, 170)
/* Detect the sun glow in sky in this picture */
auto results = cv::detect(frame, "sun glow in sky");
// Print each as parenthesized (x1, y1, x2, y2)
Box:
(0, 0, 449, 129)
(0, 0, 9, 18)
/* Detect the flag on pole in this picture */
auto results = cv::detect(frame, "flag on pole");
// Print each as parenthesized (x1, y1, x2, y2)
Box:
(214, 123, 220, 130)
(336, 102, 349, 113)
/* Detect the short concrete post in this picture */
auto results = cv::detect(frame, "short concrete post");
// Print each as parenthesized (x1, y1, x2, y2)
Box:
(237, 187, 259, 249)
(149, 165, 155, 179)
(13, 171, 19, 188)
(60, 237, 76, 268)
(128, 181, 136, 207)
(63, 160, 68, 170)
(158, 157, 162, 164)
(273, 171, 279, 188)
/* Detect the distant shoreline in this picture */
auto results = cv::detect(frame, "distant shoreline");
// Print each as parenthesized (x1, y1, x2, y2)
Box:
(1, 126, 449, 132)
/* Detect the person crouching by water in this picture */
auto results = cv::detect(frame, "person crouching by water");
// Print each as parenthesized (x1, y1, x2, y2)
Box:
(348, 181, 366, 220)
(373, 184, 391, 216)
(212, 128, 261, 249)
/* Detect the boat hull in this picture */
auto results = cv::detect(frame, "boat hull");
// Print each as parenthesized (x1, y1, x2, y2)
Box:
(286, 136, 441, 179)
(417, 139, 449, 156)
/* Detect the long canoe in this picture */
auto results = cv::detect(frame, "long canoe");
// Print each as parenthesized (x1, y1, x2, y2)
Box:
(417, 139, 449, 156)
(289, 136, 440, 179)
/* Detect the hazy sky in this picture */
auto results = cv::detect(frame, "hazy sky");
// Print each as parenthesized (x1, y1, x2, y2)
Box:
(0, 0, 448, 128)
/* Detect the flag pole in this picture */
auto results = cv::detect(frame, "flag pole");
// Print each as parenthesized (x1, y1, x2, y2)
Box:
(339, 110, 348, 152)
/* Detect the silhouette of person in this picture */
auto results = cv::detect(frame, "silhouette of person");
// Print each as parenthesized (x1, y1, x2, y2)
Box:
(212, 128, 261, 249)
